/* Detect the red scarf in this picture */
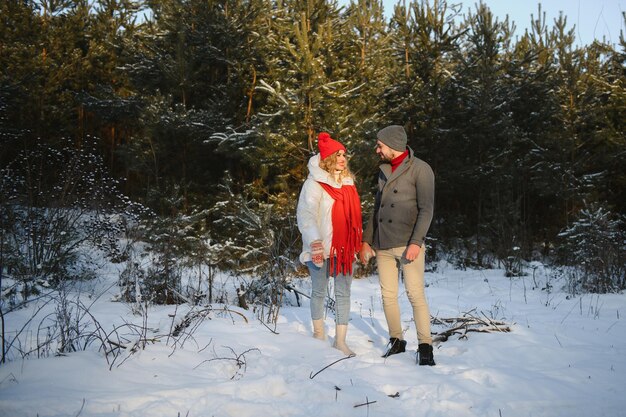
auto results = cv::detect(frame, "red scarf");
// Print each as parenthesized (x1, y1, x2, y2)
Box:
(318, 182, 362, 276)
(391, 149, 409, 172)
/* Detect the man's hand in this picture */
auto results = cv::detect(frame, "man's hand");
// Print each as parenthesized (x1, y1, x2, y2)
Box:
(311, 240, 324, 267)
(403, 243, 421, 262)
(359, 242, 376, 264)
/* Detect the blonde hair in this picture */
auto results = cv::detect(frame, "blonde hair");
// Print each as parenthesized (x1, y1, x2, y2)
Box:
(319, 151, 354, 182)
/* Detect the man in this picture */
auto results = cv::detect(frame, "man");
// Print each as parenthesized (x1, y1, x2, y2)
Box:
(359, 125, 436, 366)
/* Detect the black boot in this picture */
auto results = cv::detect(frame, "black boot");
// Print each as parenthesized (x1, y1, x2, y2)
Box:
(417, 343, 436, 366)
(381, 337, 407, 358)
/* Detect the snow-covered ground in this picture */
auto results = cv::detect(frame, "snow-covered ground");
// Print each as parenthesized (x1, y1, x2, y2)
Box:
(1, 262, 625, 417)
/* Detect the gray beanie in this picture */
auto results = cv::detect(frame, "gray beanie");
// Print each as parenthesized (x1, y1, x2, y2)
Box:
(377, 125, 407, 152)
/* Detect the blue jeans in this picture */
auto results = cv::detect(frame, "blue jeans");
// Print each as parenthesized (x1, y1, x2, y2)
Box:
(306, 260, 353, 325)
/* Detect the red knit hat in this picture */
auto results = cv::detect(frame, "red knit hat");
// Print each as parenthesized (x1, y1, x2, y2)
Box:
(318, 132, 346, 160)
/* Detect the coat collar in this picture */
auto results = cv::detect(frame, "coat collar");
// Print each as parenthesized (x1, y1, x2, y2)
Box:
(307, 154, 354, 188)
(380, 147, 414, 181)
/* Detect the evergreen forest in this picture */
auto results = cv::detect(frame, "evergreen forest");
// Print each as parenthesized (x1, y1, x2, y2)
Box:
(1, 0, 625, 303)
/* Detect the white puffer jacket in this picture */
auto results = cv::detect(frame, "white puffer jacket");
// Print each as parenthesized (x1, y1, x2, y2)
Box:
(296, 154, 355, 264)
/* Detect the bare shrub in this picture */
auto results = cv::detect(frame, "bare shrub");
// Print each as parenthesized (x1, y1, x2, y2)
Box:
(0, 137, 146, 303)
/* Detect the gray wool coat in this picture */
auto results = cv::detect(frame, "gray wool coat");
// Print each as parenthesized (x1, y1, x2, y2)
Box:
(362, 147, 435, 250)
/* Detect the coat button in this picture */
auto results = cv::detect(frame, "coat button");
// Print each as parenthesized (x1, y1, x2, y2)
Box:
(393, 189, 398, 193)
(379, 218, 383, 222)
(381, 203, 385, 208)
(390, 203, 395, 208)
(388, 219, 393, 223)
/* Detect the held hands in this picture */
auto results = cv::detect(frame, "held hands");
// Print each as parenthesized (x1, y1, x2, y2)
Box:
(310, 240, 324, 267)
(359, 242, 376, 264)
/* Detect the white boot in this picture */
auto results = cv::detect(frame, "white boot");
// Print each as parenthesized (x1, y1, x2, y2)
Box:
(312, 319, 326, 340)
(333, 324, 356, 356)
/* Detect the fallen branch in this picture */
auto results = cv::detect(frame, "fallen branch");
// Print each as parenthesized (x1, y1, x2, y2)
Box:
(215, 307, 249, 324)
(284, 284, 310, 300)
(171, 307, 212, 338)
(354, 397, 377, 408)
(194, 347, 261, 380)
(309, 354, 354, 379)
(432, 312, 511, 343)
(258, 318, 279, 334)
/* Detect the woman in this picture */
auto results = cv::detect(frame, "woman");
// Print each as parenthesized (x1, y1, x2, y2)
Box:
(296, 132, 362, 356)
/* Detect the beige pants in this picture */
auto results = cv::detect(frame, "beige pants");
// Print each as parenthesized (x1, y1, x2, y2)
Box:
(376, 246, 433, 345)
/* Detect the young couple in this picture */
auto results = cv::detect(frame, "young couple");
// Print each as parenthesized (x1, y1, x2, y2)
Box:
(296, 126, 436, 366)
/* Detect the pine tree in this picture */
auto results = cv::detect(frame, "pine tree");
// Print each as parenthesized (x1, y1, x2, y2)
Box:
(442, 3, 520, 265)
(340, 0, 392, 181)
(251, 0, 353, 193)
(558, 203, 626, 293)
(384, 0, 463, 255)
(0, 0, 43, 161)
(120, 0, 268, 212)
(500, 5, 565, 258)
(76, 0, 143, 166)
